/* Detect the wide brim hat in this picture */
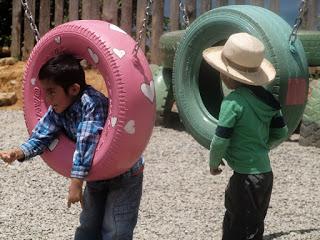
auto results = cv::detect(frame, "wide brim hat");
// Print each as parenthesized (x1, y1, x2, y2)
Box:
(202, 33, 276, 86)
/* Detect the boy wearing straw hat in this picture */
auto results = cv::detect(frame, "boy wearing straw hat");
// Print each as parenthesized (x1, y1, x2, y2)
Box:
(203, 32, 288, 240)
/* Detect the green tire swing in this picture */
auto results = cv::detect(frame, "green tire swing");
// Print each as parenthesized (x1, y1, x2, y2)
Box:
(153, 30, 186, 125)
(296, 31, 320, 146)
(173, 5, 309, 149)
(297, 31, 320, 66)
(151, 64, 175, 125)
(299, 78, 320, 147)
(160, 30, 186, 69)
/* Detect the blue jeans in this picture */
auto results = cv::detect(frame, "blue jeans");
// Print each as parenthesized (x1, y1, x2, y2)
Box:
(74, 160, 144, 240)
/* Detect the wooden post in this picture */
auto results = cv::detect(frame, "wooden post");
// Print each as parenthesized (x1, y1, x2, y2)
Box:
(22, 0, 36, 60)
(251, 0, 264, 7)
(235, 0, 245, 4)
(185, 0, 196, 23)
(170, 1, 179, 31)
(270, 0, 280, 14)
(90, 0, 101, 20)
(216, 0, 228, 7)
(10, 0, 22, 58)
(136, 0, 147, 52)
(102, 0, 118, 25)
(151, 0, 163, 64)
(82, 0, 91, 20)
(305, 0, 318, 30)
(121, 0, 133, 34)
(55, 0, 64, 26)
(39, 0, 50, 36)
(69, 0, 80, 21)
(201, 0, 211, 14)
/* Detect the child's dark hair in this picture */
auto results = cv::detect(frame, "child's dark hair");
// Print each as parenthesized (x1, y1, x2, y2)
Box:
(38, 54, 86, 93)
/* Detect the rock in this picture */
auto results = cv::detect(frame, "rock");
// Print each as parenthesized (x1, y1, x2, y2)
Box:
(5, 57, 18, 65)
(0, 57, 18, 66)
(9, 80, 17, 86)
(0, 46, 10, 58)
(0, 58, 5, 66)
(0, 92, 17, 106)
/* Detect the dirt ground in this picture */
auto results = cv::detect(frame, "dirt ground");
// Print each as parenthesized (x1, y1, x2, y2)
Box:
(0, 61, 107, 110)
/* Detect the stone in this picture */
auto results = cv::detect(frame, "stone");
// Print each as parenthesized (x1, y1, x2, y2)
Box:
(0, 92, 17, 106)
(0, 57, 18, 66)
(5, 57, 18, 65)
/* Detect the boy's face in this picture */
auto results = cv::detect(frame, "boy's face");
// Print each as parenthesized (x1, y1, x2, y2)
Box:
(220, 73, 239, 90)
(40, 79, 80, 113)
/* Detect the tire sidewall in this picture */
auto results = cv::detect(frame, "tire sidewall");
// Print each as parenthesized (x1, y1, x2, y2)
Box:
(173, 6, 308, 149)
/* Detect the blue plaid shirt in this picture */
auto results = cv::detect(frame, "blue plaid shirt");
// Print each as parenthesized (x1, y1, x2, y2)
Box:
(20, 86, 108, 179)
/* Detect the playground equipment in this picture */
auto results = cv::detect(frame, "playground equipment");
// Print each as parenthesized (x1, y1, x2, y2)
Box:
(155, 2, 320, 149)
(21, 1, 155, 181)
(21, 0, 317, 176)
(155, 3, 309, 149)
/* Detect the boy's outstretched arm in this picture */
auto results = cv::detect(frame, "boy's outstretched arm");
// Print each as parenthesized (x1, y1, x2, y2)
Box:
(267, 111, 288, 148)
(20, 108, 61, 161)
(1, 108, 60, 165)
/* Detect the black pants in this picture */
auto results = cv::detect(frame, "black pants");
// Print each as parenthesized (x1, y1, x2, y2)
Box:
(222, 171, 273, 240)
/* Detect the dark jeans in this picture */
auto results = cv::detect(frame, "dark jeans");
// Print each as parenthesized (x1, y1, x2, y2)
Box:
(222, 171, 273, 240)
(74, 161, 144, 240)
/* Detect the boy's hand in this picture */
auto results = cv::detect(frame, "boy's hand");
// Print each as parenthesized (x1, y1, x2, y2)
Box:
(0, 148, 24, 164)
(67, 178, 84, 209)
(210, 166, 222, 175)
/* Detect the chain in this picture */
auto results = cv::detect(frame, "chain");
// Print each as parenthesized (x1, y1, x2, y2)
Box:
(133, 0, 190, 55)
(179, 0, 190, 28)
(289, 0, 308, 47)
(21, 0, 40, 42)
(133, 0, 153, 56)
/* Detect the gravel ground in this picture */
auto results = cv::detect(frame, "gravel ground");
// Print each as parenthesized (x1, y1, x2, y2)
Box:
(0, 110, 320, 240)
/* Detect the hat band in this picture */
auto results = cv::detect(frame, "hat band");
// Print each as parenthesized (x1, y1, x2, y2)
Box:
(222, 55, 260, 73)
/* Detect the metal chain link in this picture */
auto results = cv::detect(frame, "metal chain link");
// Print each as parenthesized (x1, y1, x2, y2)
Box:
(289, 0, 308, 47)
(179, 0, 190, 28)
(133, 0, 191, 55)
(21, 0, 40, 42)
(133, 0, 153, 56)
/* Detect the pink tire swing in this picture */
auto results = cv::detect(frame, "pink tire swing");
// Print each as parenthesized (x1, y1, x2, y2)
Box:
(23, 20, 156, 181)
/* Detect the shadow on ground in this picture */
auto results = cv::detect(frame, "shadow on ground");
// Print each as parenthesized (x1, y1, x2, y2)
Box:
(156, 112, 185, 131)
(264, 228, 320, 239)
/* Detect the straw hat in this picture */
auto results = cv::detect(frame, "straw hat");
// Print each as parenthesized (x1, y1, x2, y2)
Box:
(202, 32, 276, 86)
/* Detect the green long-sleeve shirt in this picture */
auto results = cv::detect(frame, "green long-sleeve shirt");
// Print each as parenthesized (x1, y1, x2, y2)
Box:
(210, 86, 288, 174)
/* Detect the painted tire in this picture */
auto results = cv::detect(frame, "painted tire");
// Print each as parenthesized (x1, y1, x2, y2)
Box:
(23, 20, 155, 181)
(173, 6, 308, 149)
(299, 79, 320, 147)
(159, 30, 186, 69)
(297, 31, 320, 66)
(152, 65, 175, 125)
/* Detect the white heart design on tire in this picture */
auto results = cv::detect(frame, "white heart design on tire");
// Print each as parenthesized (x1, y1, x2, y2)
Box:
(31, 78, 36, 85)
(141, 80, 155, 103)
(111, 117, 117, 127)
(124, 120, 135, 134)
(88, 48, 99, 64)
(113, 48, 126, 59)
(54, 36, 61, 44)
(110, 24, 127, 34)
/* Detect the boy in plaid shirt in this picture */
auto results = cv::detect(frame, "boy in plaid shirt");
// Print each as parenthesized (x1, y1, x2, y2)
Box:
(0, 54, 144, 240)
